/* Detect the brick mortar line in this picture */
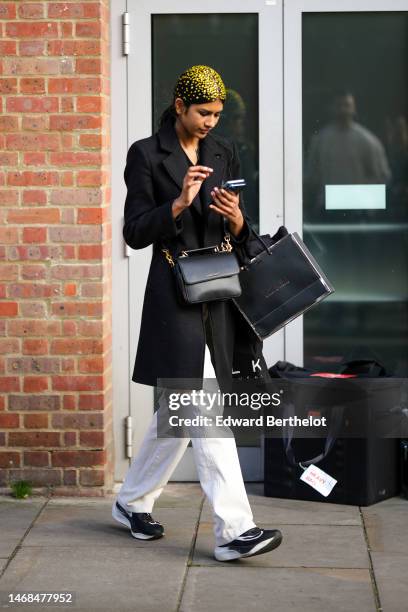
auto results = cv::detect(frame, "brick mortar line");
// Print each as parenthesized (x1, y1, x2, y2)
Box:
(0, 497, 51, 582)
(1, 22, 108, 26)
(359, 506, 383, 611)
(175, 493, 205, 612)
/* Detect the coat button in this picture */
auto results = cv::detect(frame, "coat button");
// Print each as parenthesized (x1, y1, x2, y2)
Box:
(215, 154, 221, 159)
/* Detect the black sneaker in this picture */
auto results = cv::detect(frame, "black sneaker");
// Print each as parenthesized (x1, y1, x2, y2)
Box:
(214, 526, 282, 561)
(112, 500, 164, 540)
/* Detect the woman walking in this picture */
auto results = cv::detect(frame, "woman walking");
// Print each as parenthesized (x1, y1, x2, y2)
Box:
(112, 65, 283, 562)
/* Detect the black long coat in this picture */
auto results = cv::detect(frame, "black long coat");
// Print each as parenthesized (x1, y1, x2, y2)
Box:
(123, 117, 267, 389)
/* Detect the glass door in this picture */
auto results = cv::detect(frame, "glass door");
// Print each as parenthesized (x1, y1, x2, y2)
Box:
(126, 0, 283, 480)
(284, 0, 408, 377)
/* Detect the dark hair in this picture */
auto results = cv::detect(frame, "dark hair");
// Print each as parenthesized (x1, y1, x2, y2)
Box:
(158, 102, 176, 129)
(158, 100, 196, 129)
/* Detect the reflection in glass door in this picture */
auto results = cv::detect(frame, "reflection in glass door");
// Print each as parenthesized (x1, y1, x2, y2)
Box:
(302, 11, 408, 376)
(284, 1, 408, 377)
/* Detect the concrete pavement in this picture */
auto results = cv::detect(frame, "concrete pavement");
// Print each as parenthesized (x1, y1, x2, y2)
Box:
(0, 483, 407, 611)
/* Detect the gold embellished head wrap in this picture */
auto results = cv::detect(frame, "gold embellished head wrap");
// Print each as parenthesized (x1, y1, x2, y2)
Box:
(173, 65, 227, 105)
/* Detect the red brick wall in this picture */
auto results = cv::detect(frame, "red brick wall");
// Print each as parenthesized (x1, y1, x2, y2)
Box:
(0, 1, 114, 495)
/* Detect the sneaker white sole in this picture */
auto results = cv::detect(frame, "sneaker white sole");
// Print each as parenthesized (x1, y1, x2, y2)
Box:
(214, 533, 282, 562)
(111, 502, 160, 540)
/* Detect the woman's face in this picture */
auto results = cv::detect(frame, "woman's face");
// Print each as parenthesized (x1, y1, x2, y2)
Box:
(175, 98, 223, 138)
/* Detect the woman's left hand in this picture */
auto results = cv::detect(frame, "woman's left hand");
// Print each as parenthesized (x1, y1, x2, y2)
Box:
(209, 187, 244, 237)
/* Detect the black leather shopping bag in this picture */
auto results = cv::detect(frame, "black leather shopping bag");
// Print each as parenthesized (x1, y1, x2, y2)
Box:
(233, 231, 334, 340)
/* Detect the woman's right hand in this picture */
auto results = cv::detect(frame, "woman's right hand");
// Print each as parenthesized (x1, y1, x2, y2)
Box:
(172, 165, 213, 217)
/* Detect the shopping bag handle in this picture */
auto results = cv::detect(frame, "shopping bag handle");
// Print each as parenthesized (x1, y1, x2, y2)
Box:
(243, 213, 288, 256)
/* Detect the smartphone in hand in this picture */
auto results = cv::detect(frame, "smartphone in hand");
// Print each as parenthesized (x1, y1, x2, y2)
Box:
(220, 178, 246, 192)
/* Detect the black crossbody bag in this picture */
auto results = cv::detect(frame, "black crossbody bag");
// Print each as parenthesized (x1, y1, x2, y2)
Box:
(162, 233, 242, 305)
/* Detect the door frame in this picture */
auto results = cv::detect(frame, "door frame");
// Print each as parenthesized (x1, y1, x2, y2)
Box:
(122, 0, 285, 481)
(111, 0, 130, 484)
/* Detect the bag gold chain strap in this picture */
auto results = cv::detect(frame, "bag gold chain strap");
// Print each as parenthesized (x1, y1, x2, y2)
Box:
(161, 233, 233, 267)
(162, 248, 176, 267)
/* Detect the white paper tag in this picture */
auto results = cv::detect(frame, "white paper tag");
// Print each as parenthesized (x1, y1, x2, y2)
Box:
(300, 464, 337, 497)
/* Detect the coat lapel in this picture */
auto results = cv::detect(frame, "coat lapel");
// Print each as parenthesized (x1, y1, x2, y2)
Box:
(158, 118, 228, 216)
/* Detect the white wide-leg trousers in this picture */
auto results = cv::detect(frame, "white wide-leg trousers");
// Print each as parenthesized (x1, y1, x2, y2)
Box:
(117, 344, 256, 546)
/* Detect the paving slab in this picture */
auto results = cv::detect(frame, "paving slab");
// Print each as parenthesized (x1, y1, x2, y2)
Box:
(47, 483, 204, 510)
(180, 566, 376, 612)
(370, 552, 408, 612)
(21, 505, 200, 552)
(193, 521, 370, 568)
(110, 482, 204, 510)
(0, 545, 187, 612)
(1, 488, 406, 612)
(362, 496, 408, 554)
(0, 499, 45, 557)
(47, 497, 114, 507)
(201, 494, 362, 526)
(153, 483, 203, 508)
